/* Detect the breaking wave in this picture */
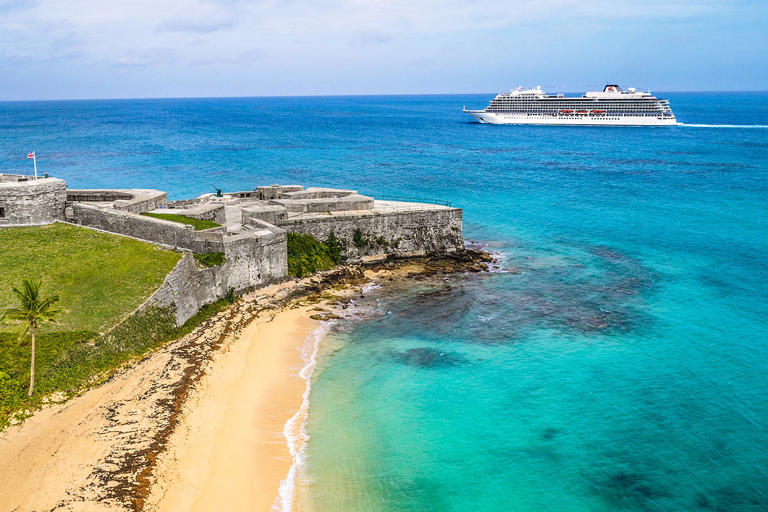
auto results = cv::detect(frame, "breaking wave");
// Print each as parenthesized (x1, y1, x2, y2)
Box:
(273, 323, 331, 512)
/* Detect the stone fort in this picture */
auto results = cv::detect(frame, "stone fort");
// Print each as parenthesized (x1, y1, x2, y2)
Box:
(1, 174, 463, 324)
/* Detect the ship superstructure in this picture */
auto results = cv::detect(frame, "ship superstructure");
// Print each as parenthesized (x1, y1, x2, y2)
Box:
(464, 85, 676, 126)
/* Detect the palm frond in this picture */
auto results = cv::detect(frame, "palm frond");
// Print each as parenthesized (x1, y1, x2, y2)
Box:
(1, 308, 28, 321)
(3, 279, 61, 335)
(16, 322, 31, 342)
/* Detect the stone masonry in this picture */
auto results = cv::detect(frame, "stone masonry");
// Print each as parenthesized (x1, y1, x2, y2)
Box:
(0, 174, 67, 226)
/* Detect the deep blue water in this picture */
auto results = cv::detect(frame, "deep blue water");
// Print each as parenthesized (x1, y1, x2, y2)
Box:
(2, 93, 767, 511)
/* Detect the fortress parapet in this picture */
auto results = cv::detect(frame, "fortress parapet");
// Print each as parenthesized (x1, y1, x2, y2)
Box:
(0, 174, 67, 226)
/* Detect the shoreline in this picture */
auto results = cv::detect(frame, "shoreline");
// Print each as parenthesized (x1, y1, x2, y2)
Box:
(145, 305, 323, 512)
(276, 321, 328, 512)
(0, 251, 492, 511)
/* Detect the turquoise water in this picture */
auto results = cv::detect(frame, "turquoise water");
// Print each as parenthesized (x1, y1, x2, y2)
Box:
(1, 93, 767, 510)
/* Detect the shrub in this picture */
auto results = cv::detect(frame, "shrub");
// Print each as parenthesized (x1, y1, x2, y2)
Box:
(194, 252, 226, 267)
(287, 233, 339, 278)
(353, 228, 367, 248)
(325, 232, 343, 264)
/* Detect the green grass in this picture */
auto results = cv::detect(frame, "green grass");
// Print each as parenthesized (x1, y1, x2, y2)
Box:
(287, 232, 343, 278)
(140, 212, 221, 231)
(194, 252, 226, 267)
(0, 223, 181, 333)
(0, 299, 232, 429)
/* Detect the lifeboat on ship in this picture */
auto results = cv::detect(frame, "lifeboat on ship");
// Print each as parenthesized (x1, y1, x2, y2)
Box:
(559, 109, 574, 114)
(576, 110, 588, 115)
(590, 109, 606, 115)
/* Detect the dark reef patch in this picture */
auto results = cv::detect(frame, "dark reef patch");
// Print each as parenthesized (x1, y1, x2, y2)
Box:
(370, 283, 474, 339)
(389, 347, 466, 368)
(541, 427, 559, 440)
(593, 471, 670, 508)
(691, 486, 768, 511)
(347, 242, 657, 345)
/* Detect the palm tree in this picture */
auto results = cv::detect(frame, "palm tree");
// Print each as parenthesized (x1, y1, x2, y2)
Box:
(1, 280, 61, 396)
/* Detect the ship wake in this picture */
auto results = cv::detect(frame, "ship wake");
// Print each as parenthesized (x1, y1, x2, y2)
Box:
(678, 123, 768, 128)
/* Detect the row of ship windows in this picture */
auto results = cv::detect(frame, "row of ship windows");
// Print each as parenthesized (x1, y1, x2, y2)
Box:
(494, 97, 665, 102)
(489, 102, 669, 107)
(487, 105, 669, 110)
(490, 100, 669, 104)
(486, 109, 668, 114)
(489, 106, 669, 109)
(487, 112, 673, 117)
(488, 104, 667, 107)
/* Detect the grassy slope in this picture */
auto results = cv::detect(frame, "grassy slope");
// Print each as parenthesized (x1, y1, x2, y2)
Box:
(0, 223, 181, 332)
(0, 301, 232, 429)
(0, 223, 189, 427)
(140, 212, 221, 231)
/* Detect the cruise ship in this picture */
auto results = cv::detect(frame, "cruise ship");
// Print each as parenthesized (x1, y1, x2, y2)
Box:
(463, 84, 676, 126)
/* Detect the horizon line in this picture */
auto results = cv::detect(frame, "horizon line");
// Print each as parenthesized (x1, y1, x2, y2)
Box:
(2, 89, 768, 103)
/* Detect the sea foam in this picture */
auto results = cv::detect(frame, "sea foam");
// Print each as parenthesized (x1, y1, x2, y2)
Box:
(273, 323, 331, 512)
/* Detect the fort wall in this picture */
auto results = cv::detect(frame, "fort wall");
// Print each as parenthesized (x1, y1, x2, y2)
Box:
(67, 189, 167, 213)
(280, 208, 464, 260)
(0, 176, 67, 226)
(71, 203, 226, 253)
(140, 222, 286, 325)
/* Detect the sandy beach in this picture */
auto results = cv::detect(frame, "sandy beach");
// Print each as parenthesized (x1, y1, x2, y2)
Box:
(0, 271, 340, 512)
(145, 306, 319, 512)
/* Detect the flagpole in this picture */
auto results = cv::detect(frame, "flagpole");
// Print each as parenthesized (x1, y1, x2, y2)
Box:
(33, 152, 37, 179)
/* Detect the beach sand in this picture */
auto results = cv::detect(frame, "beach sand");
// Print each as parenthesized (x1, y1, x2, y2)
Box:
(0, 281, 326, 512)
(144, 306, 319, 512)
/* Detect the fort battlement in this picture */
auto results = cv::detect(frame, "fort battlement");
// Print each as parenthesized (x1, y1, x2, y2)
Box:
(0, 174, 67, 226)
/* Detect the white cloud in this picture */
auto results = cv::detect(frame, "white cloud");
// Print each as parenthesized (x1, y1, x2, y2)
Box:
(0, 0, 761, 97)
(0, 0, 721, 67)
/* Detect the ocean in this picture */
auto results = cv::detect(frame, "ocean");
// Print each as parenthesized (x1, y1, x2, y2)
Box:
(2, 93, 767, 511)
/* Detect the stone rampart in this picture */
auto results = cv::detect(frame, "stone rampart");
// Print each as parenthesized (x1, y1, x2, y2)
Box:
(220, 221, 287, 291)
(242, 204, 287, 226)
(271, 194, 373, 214)
(281, 207, 463, 260)
(281, 187, 355, 199)
(67, 189, 167, 213)
(141, 222, 287, 325)
(72, 203, 225, 253)
(0, 176, 67, 226)
(257, 185, 303, 200)
(142, 253, 221, 325)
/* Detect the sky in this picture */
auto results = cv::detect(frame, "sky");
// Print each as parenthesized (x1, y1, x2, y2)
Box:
(0, 0, 766, 100)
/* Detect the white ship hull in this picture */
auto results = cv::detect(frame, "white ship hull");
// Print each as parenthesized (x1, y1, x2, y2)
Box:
(464, 110, 677, 126)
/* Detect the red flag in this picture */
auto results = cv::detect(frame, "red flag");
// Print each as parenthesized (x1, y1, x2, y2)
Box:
(27, 152, 35, 159)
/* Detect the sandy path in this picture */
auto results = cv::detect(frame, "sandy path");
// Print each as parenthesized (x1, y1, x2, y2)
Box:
(144, 307, 318, 512)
